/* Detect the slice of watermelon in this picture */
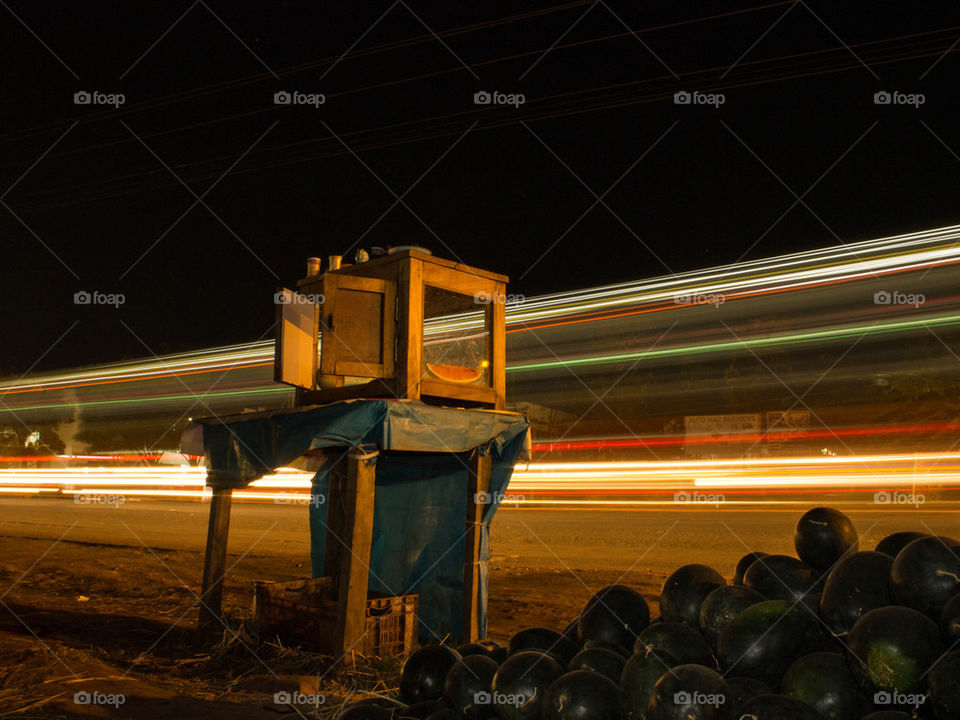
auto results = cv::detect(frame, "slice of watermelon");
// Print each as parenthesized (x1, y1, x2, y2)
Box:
(426, 362, 484, 384)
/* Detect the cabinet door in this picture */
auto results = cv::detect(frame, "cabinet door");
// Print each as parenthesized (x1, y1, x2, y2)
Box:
(321, 275, 396, 380)
(274, 287, 319, 389)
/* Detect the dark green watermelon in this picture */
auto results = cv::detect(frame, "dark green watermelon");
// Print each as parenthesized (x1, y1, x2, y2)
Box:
(508, 628, 578, 666)
(659, 564, 725, 627)
(860, 713, 911, 720)
(794, 507, 858, 570)
(401, 645, 463, 703)
(619, 648, 679, 720)
(724, 676, 771, 715)
(890, 536, 960, 619)
(716, 600, 818, 686)
(633, 622, 715, 668)
(874, 531, 927, 558)
(582, 639, 629, 657)
(567, 647, 625, 684)
(443, 654, 498, 720)
(818, 550, 893, 635)
(457, 643, 492, 657)
(699, 584, 765, 650)
(927, 650, 960, 720)
(847, 606, 944, 696)
(735, 694, 826, 719)
(734, 551, 768, 585)
(577, 585, 650, 655)
(743, 554, 820, 602)
(542, 670, 620, 720)
(941, 592, 960, 645)
(645, 664, 731, 720)
(397, 700, 448, 720)
(780, 651, 870, 719)
(425, 710, 457, 720)
(491, 650, 564, 720)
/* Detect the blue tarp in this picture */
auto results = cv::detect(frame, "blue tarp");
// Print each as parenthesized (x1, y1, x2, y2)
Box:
(187, 399, 529, 642)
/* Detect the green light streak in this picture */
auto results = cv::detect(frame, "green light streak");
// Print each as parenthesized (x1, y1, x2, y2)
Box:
(0, 386, 291, 415)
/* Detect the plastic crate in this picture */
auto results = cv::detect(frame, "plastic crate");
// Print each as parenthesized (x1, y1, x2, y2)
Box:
(253, 577, 417, 657)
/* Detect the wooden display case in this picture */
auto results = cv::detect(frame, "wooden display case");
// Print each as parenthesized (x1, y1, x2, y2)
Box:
(275, 249, 507, 410)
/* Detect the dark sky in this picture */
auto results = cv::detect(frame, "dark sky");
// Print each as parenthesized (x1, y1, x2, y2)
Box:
(2, 0, 960, 373)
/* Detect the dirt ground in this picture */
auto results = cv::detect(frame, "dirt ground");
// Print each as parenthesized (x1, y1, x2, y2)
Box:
(1, 498, 956, 717)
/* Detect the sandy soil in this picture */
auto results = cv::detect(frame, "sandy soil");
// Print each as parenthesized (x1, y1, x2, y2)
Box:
(1, 498, 956, 717)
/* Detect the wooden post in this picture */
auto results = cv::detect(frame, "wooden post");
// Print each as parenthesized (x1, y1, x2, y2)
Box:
(199, 485, 233, 628)
(328, 447, 378, 657)
(463, 450, 492, 643)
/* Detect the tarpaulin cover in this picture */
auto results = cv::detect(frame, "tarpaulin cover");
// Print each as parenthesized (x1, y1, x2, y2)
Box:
(189, 399, 529, 641)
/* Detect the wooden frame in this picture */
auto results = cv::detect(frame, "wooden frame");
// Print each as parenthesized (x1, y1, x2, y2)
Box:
(295, 250, 508, 409)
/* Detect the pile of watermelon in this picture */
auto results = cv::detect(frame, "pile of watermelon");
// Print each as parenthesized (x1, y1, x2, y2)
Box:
(345, 507, 960, 720)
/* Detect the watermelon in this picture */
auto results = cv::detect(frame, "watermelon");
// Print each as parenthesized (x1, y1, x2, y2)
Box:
(578, 585, 650, 655)
(734, 551, 768, 585)
(794, 507, 858, 570)
(645, 664, 731, 720)
(941, 592, 960, 645)
(633, 622, 715, 668)
(874, 531, 927, 558)
(698, 584, 765, 650)
(818, 550, 893, 635)
(425, 710, 457, 720)
(724, 676, 771, 715)
(780, 651, 870, 719)
(567, 647, 625, 684)
(509, 628, 578, 666)
(582, 639, 629, 657)
(927, 650, 960, 720)
(743, 555, 820, 603)
(398, 700, 448, 720)
(443, 654, 498, 720)
(491, 650, 564, 720)
(890, 536, 960, 619)
(401, 645, 463, 703)
(457, 643, 492, 658)
(735, 694, 826, 719)
(542, 670, 620, 720)
(659, 564, 725, 627)
(716, 600, 818, 686)
(846, 606, 944, 696)
(620, 648, 678, 720)
(860, 713, 911, 720)
(426, 363, 483, 383)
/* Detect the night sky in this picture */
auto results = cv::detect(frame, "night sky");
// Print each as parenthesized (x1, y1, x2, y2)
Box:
(3, 1, 960, 374)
